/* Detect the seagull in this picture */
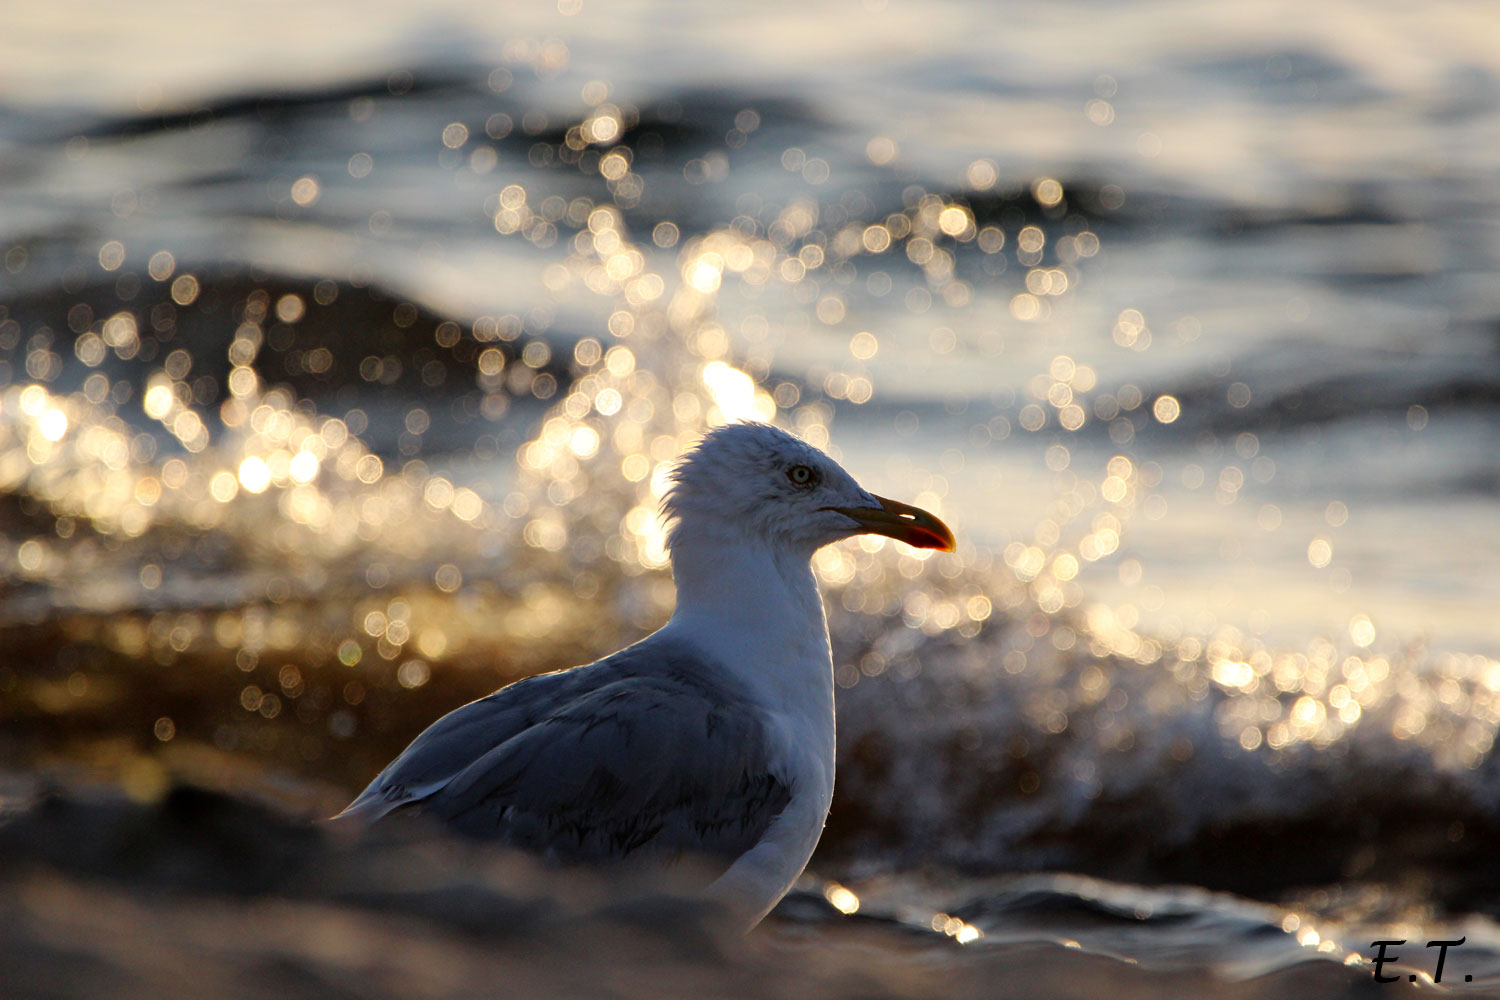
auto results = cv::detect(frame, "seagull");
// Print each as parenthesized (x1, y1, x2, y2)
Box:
(336, 421, 954, 926)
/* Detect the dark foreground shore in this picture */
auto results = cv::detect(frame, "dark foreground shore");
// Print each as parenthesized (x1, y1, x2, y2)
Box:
(0, 777, 1428, 1000)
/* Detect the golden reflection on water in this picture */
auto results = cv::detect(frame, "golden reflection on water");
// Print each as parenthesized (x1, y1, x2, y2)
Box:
(3, 86, 1497, 794)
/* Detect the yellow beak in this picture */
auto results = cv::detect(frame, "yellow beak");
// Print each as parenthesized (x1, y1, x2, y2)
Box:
(824, 495, 956, 552)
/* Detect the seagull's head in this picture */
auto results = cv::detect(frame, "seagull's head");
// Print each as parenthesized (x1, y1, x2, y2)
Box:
(664, 422, 954, 556)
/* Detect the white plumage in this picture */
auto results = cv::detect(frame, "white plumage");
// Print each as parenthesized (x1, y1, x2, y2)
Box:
(338, 421, 953, 927)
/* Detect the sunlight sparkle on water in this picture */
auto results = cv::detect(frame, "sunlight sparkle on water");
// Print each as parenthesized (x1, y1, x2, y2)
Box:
(3, 75, 1494, 804)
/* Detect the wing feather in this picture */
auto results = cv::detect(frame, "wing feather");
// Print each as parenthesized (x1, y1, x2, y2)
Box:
(338, 639, 792, 866)
(336, 666, 599, 821)
(427, 676, 790, 861)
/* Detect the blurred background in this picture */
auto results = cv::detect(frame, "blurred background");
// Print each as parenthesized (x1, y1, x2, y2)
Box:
(3, 0, 1500, 993)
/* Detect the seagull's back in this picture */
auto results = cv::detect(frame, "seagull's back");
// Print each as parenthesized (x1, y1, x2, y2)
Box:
(339, 633, 794, 868)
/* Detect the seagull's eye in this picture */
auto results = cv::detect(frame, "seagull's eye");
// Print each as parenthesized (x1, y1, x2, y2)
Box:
(786, 464, 817, 487)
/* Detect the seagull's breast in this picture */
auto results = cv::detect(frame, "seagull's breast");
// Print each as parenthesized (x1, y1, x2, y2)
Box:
(661, 598, 837, 925)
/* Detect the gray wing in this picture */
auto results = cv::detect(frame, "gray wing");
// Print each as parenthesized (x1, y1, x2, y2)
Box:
(424, 675, 791, 861)
(337, 665, 604, 822)
(339, 645, 792, 865)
